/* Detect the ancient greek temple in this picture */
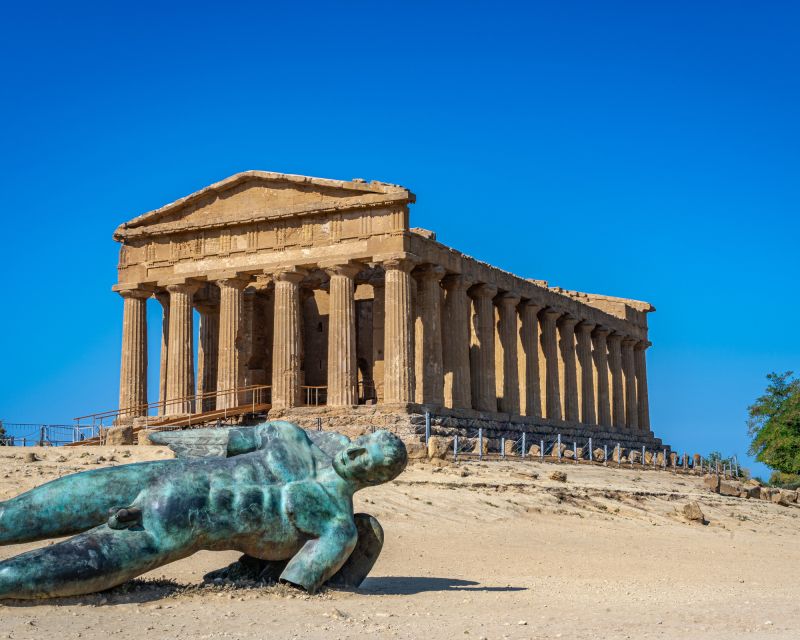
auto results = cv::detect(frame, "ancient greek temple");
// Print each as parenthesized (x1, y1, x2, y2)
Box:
(114, 171, 662, 448)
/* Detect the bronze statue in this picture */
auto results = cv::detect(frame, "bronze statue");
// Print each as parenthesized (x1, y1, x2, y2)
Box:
(0, 421, 407, 599)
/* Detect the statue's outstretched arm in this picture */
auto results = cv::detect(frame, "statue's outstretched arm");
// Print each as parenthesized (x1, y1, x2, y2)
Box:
(149, 427, 258, 459)
(279, 521, 358, 594)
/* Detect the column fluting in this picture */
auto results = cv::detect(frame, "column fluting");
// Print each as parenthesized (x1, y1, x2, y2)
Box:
(118, 289, 149, 418)
(382, 256, 417, 404)
(271, 269, 306, 409)
(635, 341, 651, 431)
(575, 321, 596, 425)
(496, 292, 521, 415)
(442, 274, 472, 409)
(324, 263, 360, 407)
(216, 278, 249, 410)
(539, 308, 562, 420)
(155, 292, 170, 416)
(607, 332, 625, 429)
(622, 336, 639, 430)
(415, 265, 446, 407)
(468, 283, 498, 412)
(165, 282, 199, 415)
(519, 302, 542, 418)
(592, 327, 612, 427)
(196, 301, 220, 412)
(557, 315, 580, 422)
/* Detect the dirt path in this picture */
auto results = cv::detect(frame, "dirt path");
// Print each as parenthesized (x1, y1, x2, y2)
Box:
(1, 446, 798, 639)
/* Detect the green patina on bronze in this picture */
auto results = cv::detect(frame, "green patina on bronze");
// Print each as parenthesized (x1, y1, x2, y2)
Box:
(0, 421, 407, 599)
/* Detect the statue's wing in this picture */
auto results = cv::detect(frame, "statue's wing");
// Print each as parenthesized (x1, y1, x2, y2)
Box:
(304, 430, 350, 461)
(148, 428, 230, 459)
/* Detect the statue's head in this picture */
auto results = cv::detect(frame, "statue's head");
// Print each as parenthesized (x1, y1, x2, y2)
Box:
(333, 430, 408, 487)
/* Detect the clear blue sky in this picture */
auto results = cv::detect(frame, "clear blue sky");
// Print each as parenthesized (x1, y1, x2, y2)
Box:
(1, 1, 797, 478)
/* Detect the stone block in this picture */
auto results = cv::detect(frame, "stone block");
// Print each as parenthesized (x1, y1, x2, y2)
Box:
(693, 454, 702, 468)
(563, 449, 575, 459)
(760, 487, 779, 502)
(528, 444, 541, 457)
(683, 501, 705, 523)
(780, 489, 796, 504)
(473, 437, 489, 456)
(719, 480, 742, 497)
(106, 425, 134, 446)
(655, 452, 666, 467)
(612, 447, 625, 463)
(406, 442, 427, 460)
(593, 447, 605, 462)
(503, 439, 516, 456)
(703, 474, 720, 493)
(628, 450, 642, 464)
(740, 486, 760, 499)
(549, 470, 567, 482)
(427, 436, 451, 460)
(137, 429, 160, 445)
(644, 451, 654, 465)
(669, 452, 678, 467)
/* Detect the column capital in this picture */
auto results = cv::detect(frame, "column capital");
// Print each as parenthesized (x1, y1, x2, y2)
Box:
(415, 264, 447, 282)
(606, 332, 624, 345)
(165, 281, 202, 296)
(592, 325, 611, 338)
(634, 340, 652, 351)
(621, 336, 638, 348)
(494, 292, 521, 307)
(576, 320, 596, 334)
(375, 252, 420, 272)
(557, 314, 579, 330)
(441, 273, 472, 292)
(272, 267, 308, 284)
(117, 287, 152, 300)
(216, 277, 250, 290)
(520, 299, 543, 313)
(468, 282, 498, 300)
(319, 260, 362, 279)
(539, 307, 563, 320)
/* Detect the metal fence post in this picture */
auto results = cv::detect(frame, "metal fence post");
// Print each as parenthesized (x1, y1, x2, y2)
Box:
(734, 456, 739, 478)
(501, 437, 506, 459)
(425, 411, 431, 444)
(574, 441, 578, 464)
(588, 437, 593, 463)
(617, 443, 621, 468)
(521, 433, 526, 459)
(557, 434, 562, 462)
(453, 435, 459, 462)
(540, 439, 545, 462)
(642, 446, 646, 469)
(604, 444, 608, 466)
(478, 428, 483, 462)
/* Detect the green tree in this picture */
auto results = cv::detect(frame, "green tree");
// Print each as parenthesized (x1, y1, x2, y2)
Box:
(747, 371, 800, 474)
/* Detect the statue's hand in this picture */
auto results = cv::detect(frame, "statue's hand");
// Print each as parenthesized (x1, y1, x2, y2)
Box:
(108, 506, 142, 530)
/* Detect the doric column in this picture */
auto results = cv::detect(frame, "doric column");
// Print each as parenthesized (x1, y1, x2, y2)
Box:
(592, 327, 611, 427)
(323, 263, 360, 407)
(382, 255, 417, 404)
(442, 274, 472, 409)
(415, 265, 446, 406)
(575, 321, 596, 425)
(371, 281, 385, 403)
(165, 282, 200, 415)
(118, 288, 149, 418)
(539, 308, 562, 420)
(154, 292, 170, 416)
(468, 283, 498, 412)
(557, 315, 580, 422)
(271, 269, 307, 409)
(216, 278, 249, 410)
(622, 336, 639, 430)
(607, 332, 625, 429)
(519, 302, 542, 417)
(196, 300, 220, 413)
(495, 292, 521, 415)
(635, 341, 651, 431)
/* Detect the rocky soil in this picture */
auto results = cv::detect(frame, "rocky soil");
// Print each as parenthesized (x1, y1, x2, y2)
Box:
(1, 446, 799, 639)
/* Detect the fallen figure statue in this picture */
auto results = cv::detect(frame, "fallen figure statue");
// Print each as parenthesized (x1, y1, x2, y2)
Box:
(0, 421, 407, 599)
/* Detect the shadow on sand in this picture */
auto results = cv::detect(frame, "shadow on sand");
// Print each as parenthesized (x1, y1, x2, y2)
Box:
(359, 576, 526, 595)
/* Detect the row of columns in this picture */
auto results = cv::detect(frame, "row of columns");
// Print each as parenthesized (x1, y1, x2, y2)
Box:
(118, 258, 651, 432)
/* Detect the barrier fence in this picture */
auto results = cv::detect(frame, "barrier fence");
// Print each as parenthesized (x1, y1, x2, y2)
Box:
(0, 423, 87, 447)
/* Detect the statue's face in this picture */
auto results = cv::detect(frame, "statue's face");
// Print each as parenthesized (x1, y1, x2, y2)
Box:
(333, 431, 407, 486)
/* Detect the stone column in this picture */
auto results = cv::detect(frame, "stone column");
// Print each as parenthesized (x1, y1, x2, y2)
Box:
(196, 301, 219, 412)
(415, 265, 446, 407)
(495, 293, 521, 415)
(382, 256, 417, 404)
(635, 341, 651, 431)
(592, 327, 611, 427)
(622, 337, 639, 430)
(519, 302, 541, 418)
(371, 281, 385, 403)
(557, 315, 580, 422)
(468, 283, 498, 412)
(607, 332, 625, 429)
(324, 263, 360, 407)
(575, 321, 596, 425)
(442, 274, 472, 410)
(539, 308, 562, 421)
(118, 288, 149, 418)
(155, 292, 170, 416)
(271, 269, 307, 409)
(165, 282, 199, 415)
(216, 278, 249, 410)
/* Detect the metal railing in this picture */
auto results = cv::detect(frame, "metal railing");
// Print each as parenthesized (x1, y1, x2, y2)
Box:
(0, 423, 91, 446)
(301, 386, 327, 406)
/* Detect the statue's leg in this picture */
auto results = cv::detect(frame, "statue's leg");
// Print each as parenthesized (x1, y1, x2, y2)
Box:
(0, 460, 174, 545)
(0, 524, 183, 600)
(326, 513, 384, 589)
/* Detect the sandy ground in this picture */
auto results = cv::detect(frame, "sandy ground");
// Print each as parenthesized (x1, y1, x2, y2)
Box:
(1, 445, 799, 640)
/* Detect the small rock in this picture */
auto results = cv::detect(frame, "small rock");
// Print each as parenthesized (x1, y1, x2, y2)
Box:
(703, 474, 720, 493)
(550, 470, 567, 482)
(23, 452, 40, 463)
(683, 501, 706, 523)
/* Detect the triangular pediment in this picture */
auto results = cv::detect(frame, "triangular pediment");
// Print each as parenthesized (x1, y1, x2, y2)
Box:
(114, 171, 413, 240)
